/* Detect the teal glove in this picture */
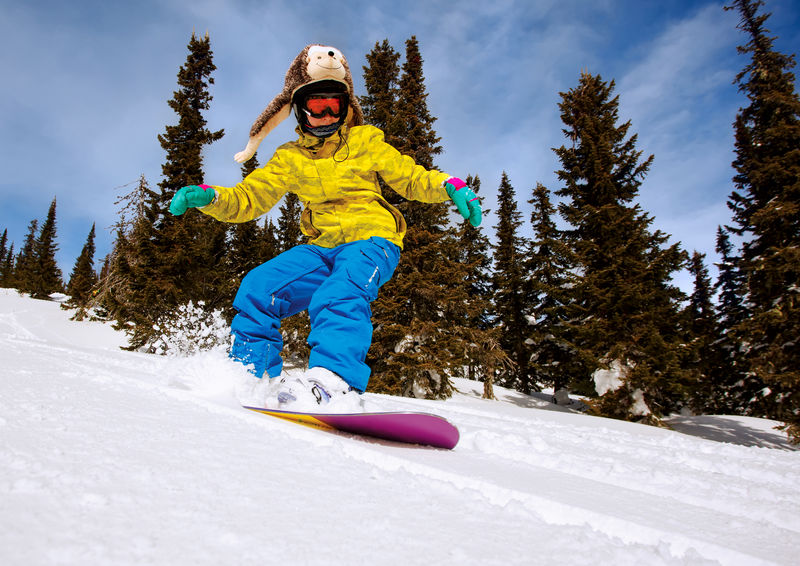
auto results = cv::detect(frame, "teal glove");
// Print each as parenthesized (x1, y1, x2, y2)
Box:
(445, 177, 482, 227)
(169, 185, 216, 216)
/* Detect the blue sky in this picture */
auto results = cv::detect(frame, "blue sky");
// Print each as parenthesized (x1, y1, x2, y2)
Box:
(1, 0, 799, 293)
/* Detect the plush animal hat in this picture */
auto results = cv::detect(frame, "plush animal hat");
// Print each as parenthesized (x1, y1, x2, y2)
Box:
(234, 44, 365, 162)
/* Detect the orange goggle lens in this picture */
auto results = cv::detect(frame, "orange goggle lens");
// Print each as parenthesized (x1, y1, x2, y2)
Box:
(304, 96, 344, 118)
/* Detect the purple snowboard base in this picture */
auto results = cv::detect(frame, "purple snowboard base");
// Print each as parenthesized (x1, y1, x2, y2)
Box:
(243, 406, 460, 449)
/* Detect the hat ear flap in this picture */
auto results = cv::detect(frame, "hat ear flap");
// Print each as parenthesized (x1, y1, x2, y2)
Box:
(339, 57, 364, 127)
(234, 103, 292, 163)
(344, 106, 357, 127)
(348, 100, 364, 127)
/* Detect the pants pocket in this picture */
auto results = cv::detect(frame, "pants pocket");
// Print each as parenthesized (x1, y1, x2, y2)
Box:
(344, 238, 400, 301)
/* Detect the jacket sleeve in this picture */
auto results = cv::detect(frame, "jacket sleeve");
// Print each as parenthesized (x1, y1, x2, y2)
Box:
(366, 126, 451, 203)
(200, 149, 292, 223)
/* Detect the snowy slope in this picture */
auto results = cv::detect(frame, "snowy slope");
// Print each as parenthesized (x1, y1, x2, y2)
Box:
(1, 289, 798, 566)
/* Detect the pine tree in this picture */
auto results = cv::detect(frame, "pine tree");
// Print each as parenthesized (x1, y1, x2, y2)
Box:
(1, 243, 14, 288)
(98, 175, 159, 331)
(687, 253, 716, 343)
(262, 218, 280, 262)
(710, 227, 751, 412)
(0, 229, 10, 288)
(240, 153, 259, 178)
(724, 0, 800, 441)
(0, 229, 7, 267)
(29, 198, 63, 299)
(14, 220, 38, 294)
(277, 192, 305, 252)
(715, 226, 748, 331)
(491, 172, 534, 393)
(451, 175, 509, 399)
(360, 40, 401, 139)
(554, 72, 689, 421)
(526, 183, 579, 395)
(64, 224, 98, 320)
(388, 36, 444, 227)
(361, 37, 417, 239)
(124, 33, 225, 350)
(275, 178, 311, 368)
(92, 255, 112, 319)
(360, 39, 405, 214)
(459, 176, 493, 331)
(224, 153, 268, 317)
(685, 251, 724, 412)
(364, 37, 476, 399)
(392, 37, 441, 169)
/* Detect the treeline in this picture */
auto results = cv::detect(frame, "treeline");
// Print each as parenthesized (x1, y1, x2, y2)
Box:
(1, 199, 66, 301)
(1, 0, 797, 441)
(0, 200, 100, 320)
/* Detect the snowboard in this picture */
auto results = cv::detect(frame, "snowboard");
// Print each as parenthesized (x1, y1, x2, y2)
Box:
(243, 406, 460, 449)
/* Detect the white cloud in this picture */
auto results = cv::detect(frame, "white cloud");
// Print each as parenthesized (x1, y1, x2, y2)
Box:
(619, 3, 740, 127)
(612, 3, 744, 291)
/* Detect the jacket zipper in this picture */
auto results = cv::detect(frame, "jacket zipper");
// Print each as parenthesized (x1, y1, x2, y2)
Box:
(376, 199, 404, 233)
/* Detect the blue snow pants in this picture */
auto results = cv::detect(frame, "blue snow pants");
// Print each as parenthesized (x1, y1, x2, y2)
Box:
(229, 236, 401, 392)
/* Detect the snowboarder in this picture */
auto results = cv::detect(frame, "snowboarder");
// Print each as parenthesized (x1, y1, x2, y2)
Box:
(169, 44, 481, 411)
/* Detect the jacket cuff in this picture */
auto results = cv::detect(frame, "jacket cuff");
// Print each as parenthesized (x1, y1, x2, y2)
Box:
(198, 188, 222, 215)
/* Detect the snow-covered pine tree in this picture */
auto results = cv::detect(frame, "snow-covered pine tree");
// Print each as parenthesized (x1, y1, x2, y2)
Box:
(724, 0, 800, 442)
(554, 72, 689, 422)
(64, 223, 98, 320)
(124, 32, 225, 351)
(526, 183, 580, 395)
(491, 172, 534, 393)
(29, 198, 64, 300)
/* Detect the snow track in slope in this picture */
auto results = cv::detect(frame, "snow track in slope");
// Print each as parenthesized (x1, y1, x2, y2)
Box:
(454, 410, 800, 533)
(3, 339, 716, 566)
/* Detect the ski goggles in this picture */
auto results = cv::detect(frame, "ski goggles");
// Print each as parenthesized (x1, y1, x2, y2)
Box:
(302, 93, 348, 119)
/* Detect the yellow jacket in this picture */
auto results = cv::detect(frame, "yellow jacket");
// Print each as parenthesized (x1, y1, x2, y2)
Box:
(201, 124, 451, 249)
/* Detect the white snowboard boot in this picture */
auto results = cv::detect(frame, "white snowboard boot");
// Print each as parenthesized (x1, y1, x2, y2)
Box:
(274, 367, 363, 413)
